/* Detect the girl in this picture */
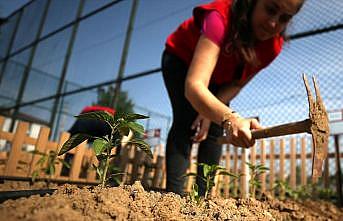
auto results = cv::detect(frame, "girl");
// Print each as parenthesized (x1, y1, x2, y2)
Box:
(162, 0, 305, 195)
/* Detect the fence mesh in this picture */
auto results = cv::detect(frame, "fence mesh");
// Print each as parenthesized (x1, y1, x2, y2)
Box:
(0, 0, 342, 185)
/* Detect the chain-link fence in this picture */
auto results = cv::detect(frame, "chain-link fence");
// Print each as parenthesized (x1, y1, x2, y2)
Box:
(0, 0, 342, 177)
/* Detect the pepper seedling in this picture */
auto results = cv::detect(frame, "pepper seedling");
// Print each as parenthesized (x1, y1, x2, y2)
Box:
(58, 111, 152, 187)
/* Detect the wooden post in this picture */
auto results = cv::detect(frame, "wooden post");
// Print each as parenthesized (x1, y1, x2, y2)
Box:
(211, 170, 220, 197)
(250, 143, 256, 165)
(28, 127, 50, 175)
(152, 155, 164, 189)
(260, 140, 266, 194)
(141, 153, 152, 188)
(232, 146, 239, 197)
(241, 148, 249, 198)
(301, 137, 307, 186)
(69, 142, 86, 180)
(5, 122, 29, 176)
(186, 161, 197, 192)
(290, 137, 296, 189)
(279, 139, 285, 198)
(224, 145, 231, 198)
(54, 132, 70, 179)
(323, 157, 329, 188)
(130, 148, 145, 183)
(334, 135, 343, 206)
(269, 139, 275, 195)
(86, 148, 97, 182)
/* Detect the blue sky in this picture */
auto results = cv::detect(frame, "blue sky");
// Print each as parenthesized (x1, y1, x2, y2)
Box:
(0, 0, 30, 17)
(0, 0, 342, 142)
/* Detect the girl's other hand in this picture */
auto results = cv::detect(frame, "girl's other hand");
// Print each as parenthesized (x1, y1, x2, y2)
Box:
(191, 114, 211, 143)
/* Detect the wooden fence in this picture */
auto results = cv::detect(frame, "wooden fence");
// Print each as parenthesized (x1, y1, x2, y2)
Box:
(187, 138, 342, 198)
(0, 116, 342, 197)
(0, 116, 166, 188)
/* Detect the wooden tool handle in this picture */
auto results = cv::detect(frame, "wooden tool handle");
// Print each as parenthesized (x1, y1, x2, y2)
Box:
(217, 119, 311, 144)
(252, 119, 311, 139)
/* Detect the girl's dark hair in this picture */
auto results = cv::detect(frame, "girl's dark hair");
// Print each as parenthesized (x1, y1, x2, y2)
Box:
(228, 0, 305, 66)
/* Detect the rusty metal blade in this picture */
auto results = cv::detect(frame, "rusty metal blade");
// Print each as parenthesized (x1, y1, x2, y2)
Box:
(303, 74, 315, 118)
(309, 75, 329, 183)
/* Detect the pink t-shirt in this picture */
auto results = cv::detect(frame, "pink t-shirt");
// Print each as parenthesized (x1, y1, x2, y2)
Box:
(201, 10, 225, 46)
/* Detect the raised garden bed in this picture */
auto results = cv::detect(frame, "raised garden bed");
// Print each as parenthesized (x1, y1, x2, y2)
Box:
(1, 181, 342, 221)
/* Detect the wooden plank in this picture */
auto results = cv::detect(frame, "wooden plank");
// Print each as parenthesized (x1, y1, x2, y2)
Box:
(279, 139, 285, 198)
(211, 170, 220, 197)
(279, 139, 285, 181)
(54, 132, 70, 179)
(123, 145, 135, 184)
(324, 157, 329, 188)
(4, 122, 29, 176)
(218, 150, 342, 160)
(0, 131, 14, 142)
(269, 139, 275, 195)
(301, 137, 307, 186)
(260, 140, 266, 194)
(130, 147, 145, 183)
(0, 116, 4, 129)
(224, 146, 231, 198)
(24, 136, 37, 146)
(240, 148, 248, 198)
(86, 148, 97, 182)
(69, 141, 86, 180)
(186, 161, 197, 192)
(232, 146, 239, 197)
(142, 153, 152, 188)
(250, 143, 256, 165)
(290, 137, 297, 189)
(28, 127, 50, 175)
(152, 155, 164, 189)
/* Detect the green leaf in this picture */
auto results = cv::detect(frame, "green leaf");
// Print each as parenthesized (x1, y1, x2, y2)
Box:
(127, 122, 144, 134)
(76, 111, 114, 125)
(49, 164, 55, 175)
(183, 172, 197, 178)
(58, 159, 70, 168)
(29, 150, 46, 156)
(218, 171, 239, 178)
(32, 170, 39, 182)
(93, 164, 103, 178)
(203, 164, 211, 178)
(124, 113, 149, 121)
(36, 155, 47, 166)
(127, 139, 152, 158)
(58, 133, 90, 155)
(93, 138, 109, 155)
(119, 125, 130, 136)
(258, 166, 269, 171)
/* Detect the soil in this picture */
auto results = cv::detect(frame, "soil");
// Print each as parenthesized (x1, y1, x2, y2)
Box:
(0, 180, 58, 191)
(0, 181, 342, 221)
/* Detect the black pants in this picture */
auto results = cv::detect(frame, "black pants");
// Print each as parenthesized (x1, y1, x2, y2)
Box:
(161, 50, 223, 196)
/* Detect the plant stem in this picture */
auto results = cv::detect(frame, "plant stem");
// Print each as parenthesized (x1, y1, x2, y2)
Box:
(101, 147, 111, 187)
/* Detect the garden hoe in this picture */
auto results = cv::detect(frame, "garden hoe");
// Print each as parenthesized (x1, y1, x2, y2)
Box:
(217, 74, 330, 183)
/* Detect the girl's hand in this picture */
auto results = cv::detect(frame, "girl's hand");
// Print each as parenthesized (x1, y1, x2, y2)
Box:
(224, 113, 262, 148)
(191, 114, 211, 143)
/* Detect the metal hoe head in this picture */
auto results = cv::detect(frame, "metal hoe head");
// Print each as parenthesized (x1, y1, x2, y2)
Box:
(303, 74, 330, 183)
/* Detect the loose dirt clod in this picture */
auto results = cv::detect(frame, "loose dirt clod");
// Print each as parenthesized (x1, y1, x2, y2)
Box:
(1, 181, 342, 221)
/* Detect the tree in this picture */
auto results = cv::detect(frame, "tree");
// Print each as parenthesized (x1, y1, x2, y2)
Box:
(94, 86, 134, 114)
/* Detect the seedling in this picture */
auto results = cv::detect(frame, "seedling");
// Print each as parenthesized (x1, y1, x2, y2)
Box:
(246, 162, 269, 198)
(30, 150, 70, 187)
(185, 163, 240, 200)
(189, 183, 201, 204)
(58, 111, 152, 187)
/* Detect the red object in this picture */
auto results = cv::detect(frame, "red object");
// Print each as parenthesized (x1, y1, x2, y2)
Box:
(81, 105, 115, 116)
(165, 0, 283, 86)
